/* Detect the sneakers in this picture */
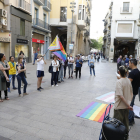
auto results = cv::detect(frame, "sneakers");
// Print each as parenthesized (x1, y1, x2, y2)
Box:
(52, 85, 54, 87)
(40, 87, 44, 90)
(37, 88, 41, 92)
(19, 94, 23, 97)
(23, 93, 29, 96)
(55, 84, 58, 87)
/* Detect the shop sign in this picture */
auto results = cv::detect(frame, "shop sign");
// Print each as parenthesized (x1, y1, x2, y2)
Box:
(32, 38, 45, 44)
(0, 37, 10, 42)
(17, 39, 28, 44)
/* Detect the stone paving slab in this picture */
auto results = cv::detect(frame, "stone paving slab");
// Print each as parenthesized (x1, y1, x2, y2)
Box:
(0, 60, 140, 140)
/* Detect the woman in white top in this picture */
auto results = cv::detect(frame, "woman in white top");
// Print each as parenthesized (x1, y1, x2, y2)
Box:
(51, 55, 59, 87)
(37, 54, 46, 91)
(89, 55, 95, 76)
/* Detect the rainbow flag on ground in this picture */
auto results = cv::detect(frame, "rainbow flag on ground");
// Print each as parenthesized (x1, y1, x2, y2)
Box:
(53, 51, 67, 62)
(76, 102, 113, 123)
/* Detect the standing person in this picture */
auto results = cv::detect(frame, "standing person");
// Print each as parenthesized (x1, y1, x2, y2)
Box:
(8, 56, 17, 92)
(51, 55, 59, 87)
(58, 59, 64, 83)
(36, 54, 46, 91)
(75, 55, 83, 79)
(88, 53, 91, 66)
(64, 58, 68, 79)
(68, 54, 74, 79)
(114, 66, 133, 135)
(16, 56, 28, 97)
(121, 57, 126, 66)
(128, 59, 140, 107)
(33, 50, 38, 65)
(0, 53, 10, 101)
(117, 55, 122, 72)
(89, 55, 95, 76)
(125, 55, 129, 67)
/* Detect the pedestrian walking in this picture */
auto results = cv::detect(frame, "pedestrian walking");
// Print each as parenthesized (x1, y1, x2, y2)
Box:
(89, 55, 95, 76)
(58, 59, 64, 82)
(0, 53, 10, 101)
(33, 50, 38, 65)
(114, 65, 133, 134)
(8, 56, 17, 92)
(51, 55, 59, 87)
(37, 54, 46, 92)
(64, 58, 68, 79)
(68, 54, 74, 79)
(75, 55, 83, 79)
(16, 56, 28, 97)
(121, 57, 126, 66)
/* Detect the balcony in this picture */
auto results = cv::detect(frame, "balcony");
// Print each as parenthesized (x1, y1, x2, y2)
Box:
(120, 7, 133, 14)
(77, 20, 86, 30)
(33, 0, 44, 6)
(17, 0, 31, 14)
(109, 2, 113, 9)
(103, 29, 107, 33)
(103, 36, 107, 40)
(109, 14, 112, 19)
(85, 17, 90, 25)
(108, 23, 111, 28)
(43, 0, 51, 11)
(33, 18, 50, 32)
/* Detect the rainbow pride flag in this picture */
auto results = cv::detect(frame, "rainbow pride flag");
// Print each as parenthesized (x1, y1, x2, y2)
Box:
(53, 51, 67, 62)
(76, 102, 113, 123)
(96, 92, 115, 103)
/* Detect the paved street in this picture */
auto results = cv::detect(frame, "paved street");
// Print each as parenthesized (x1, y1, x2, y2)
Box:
(0, 60, 140, 140)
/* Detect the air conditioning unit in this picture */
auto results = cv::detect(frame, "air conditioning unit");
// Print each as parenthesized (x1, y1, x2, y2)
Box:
(1, 18, 7, 26)
(0, 9, 7, 18)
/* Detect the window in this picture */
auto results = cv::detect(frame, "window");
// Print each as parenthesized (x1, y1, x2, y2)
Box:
(43, 14, 46, 22)
(78, 5, 85, 20)
(60, 7, 67, 22)
(123, 2, 130, 12)
(117, 23, 132, 33)
(20, 19, 25, 36)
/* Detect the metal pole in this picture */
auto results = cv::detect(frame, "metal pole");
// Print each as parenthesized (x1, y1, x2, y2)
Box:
(71, 11, 73, 44)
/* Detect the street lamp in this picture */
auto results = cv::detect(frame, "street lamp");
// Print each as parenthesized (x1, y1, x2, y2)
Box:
(70, 1, 76, 53)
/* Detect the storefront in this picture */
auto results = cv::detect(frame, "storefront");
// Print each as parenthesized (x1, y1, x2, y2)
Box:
(0, 33, 10, 60)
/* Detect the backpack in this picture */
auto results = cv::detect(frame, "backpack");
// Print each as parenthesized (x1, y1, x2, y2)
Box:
(48, 64, 53, 73)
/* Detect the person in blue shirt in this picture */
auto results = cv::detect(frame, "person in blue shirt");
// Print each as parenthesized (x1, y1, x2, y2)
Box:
(33, 50, 38, 65)
(75, 55, 83, 79)
(125, 55, 129, 67)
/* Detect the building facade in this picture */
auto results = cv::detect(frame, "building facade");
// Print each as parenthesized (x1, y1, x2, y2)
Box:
(0, 0, 32, 62)
(50, 0, 92, 56)
(31, 0, 51, 60)
(103, 0, 140, 62)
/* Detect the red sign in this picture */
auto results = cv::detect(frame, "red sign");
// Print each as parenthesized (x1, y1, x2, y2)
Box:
(32, 38, 45, 44)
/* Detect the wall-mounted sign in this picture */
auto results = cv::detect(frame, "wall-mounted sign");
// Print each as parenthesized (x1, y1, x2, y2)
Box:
(32, 38, 45, 44)
(69, 44, 74, 50)
(0, 37, 10, 42)
(17, 39, 28, 44)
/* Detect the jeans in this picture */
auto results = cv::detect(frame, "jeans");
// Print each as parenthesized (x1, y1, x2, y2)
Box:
(17, 75, 27, 95)
(68, 64, 73, 76)
(130, 94, 136, 107)
(58, 69, 64, 81)
(9, 74, 16, 88)
(51, 71, 58, 85)
(90, 67, 95, 75)
(64, 66, 67, 77)
(76, 67, 81, 78)
(33, 58, 36, 64)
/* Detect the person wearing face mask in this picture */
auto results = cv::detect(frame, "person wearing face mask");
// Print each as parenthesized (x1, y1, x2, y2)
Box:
(68, 54, 74, 79)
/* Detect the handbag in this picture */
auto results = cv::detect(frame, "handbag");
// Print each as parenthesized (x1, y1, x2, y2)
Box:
(1, 75, 6, 82)
(48, 64, 53, 73)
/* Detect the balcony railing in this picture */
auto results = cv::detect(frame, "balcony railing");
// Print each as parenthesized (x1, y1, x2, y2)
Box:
(108, 23, 111, 28)
(104, 21, 108, 26)
(33, 18, 50, 31)
(33, 0, 44, 6)
(43, 0, 51, 11)
(18, 0, 31, 13)
(103, 29, 107, 33)
(120, 7, 133, 13)
(103, 36, 107, 40)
